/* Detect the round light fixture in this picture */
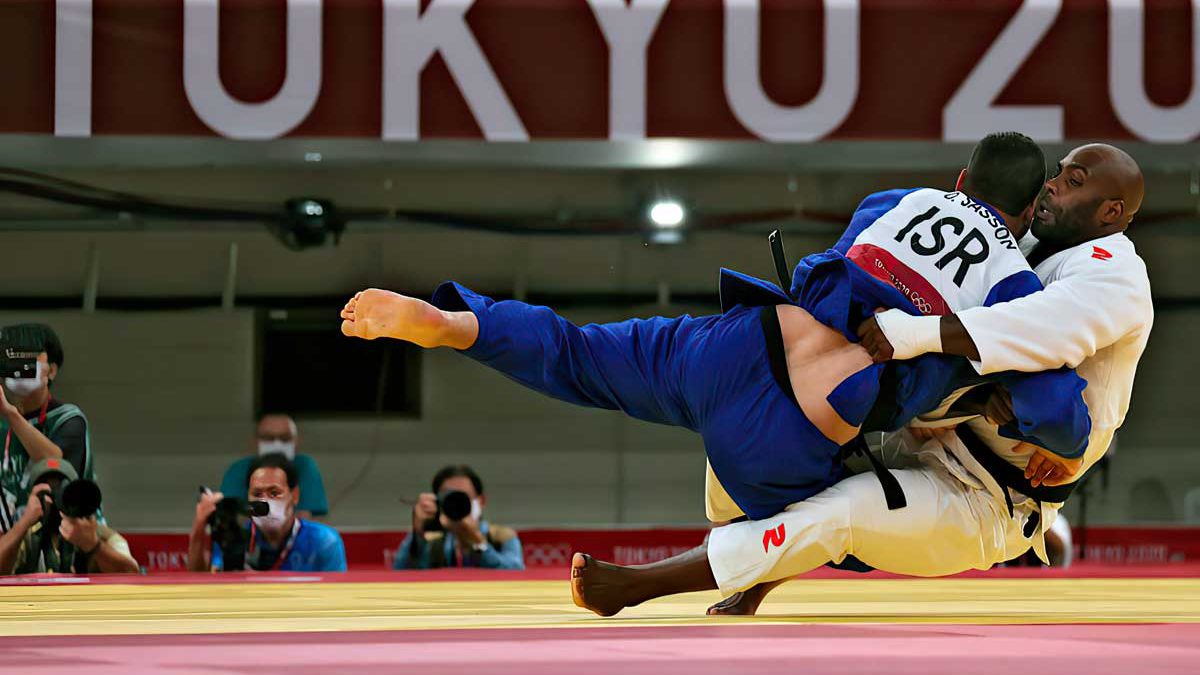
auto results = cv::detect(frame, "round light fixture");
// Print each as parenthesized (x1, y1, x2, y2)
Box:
(648, 200, 686, 228)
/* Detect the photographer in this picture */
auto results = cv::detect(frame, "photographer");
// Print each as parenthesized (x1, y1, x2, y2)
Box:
(219, 414, 329, 519)
(394, 464, 524, 570)
(0, 458, 137, 574)
(188, 453, 346, 572)
(0, 324, 96, 533)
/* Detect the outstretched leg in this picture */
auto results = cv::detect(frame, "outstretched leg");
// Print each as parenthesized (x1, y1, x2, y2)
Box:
(341, 285, 750, 430)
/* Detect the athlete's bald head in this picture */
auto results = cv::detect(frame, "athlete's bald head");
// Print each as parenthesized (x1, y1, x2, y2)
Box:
(1031, 143, 1145, 248)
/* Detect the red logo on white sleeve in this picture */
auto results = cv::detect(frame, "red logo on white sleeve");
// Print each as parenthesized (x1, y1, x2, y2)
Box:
(762, 523, 786, 552)
(1092, 247, 1113, 261)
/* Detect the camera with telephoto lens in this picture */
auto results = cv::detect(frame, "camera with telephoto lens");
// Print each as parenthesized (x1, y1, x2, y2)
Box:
(39, 478, 102, 531)
(0, 325, 42, 381)
(202, 491, 269, 572)
(422, 490, 473, 532)
(26, 458, 101, 531)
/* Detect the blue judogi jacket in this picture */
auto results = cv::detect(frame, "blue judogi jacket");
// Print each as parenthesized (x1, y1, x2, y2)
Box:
(719, 188, 1091, 459)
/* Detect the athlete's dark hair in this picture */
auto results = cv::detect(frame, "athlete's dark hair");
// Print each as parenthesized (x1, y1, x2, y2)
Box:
(962, 132, 1047, 216)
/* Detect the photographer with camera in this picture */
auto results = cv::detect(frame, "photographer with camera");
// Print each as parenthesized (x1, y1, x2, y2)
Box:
(219, 414, 329, 519)
(0, 324, 97, 534)
(188, 453, 346, 572)
(0, 458, 136, 574)
(393, 464, 524, 570)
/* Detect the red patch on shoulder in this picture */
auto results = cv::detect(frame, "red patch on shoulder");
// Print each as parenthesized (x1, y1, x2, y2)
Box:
(1092, 247, 1112, 261)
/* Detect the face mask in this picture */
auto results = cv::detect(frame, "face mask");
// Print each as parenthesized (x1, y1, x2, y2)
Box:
(470, 498, 483, 521)
(251, 497, 291, 530)
(257, 440, 296, 460)
(4, 361, 46, 398)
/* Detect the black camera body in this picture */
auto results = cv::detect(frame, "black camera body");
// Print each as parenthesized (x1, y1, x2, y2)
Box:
(422, 490, 473, 532)
(0, 325, 42, 380)
(206, 496, 269, 572)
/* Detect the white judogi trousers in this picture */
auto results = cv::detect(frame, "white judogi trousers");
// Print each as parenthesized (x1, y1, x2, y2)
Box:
(706, 429, 1053, 595)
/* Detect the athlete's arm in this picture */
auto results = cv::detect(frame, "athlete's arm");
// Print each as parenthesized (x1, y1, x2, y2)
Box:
(860, 250, 1150, 373)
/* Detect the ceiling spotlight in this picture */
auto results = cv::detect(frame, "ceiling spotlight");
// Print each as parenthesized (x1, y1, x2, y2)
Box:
(270, 198, 345, 251)
(648, 200, 686, 228)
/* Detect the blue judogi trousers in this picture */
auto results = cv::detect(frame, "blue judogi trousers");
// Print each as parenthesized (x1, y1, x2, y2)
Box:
(431, 282, 844, 521)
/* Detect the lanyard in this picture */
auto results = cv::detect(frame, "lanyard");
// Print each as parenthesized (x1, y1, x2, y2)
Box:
(249, 519, 302, 571)
(3, 396, 49, 473)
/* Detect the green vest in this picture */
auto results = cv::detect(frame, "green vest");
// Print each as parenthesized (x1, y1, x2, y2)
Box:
(0, 403, 94, 528)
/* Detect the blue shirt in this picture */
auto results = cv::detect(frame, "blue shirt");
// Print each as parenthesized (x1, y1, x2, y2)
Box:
(212, 518, 347, 572)
(394, 520, 524, 570)
(220, 454, 330, 516)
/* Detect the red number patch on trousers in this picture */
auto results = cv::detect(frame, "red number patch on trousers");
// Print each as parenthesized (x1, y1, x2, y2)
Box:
(762, 524, 786, 552)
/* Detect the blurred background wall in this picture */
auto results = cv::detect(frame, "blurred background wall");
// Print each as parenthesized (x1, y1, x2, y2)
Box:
(2, 0, 1199, 531)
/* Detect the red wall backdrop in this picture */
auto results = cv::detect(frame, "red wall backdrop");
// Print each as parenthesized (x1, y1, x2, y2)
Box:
(128, 526, 1200, 572)
(2, 0, 1196, 140)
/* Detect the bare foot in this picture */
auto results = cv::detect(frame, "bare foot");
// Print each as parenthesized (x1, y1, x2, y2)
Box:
(570, 553, 643, 618)
(707, 591, 755, 616)
(340, 289, 468, 348)
(706, 579, 787, 616)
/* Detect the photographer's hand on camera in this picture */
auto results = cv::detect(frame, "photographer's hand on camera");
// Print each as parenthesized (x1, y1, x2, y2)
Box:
(187, 491, 223, 572)
(443, 512, 486, 550)
(0, 485, 51, 573)
(60, 514, 100, 553)
(194, 491, 223, 527)
(411, 492, 438, 536)
(23, 484, 49, 525)
(61, 513, 137, 573)
(0, 385, 19, 421)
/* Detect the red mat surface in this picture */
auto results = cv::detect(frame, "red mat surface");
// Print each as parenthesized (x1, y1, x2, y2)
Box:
(4, 623, 1197, 675)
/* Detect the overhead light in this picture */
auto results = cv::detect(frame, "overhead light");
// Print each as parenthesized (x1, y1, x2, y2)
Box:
(648, 200, 686, 228)
(270, 198, 345, 251)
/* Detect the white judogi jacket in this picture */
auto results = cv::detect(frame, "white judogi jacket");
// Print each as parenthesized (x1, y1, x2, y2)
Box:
(955, 232, 1154, 474)
(905, 232, 1152, 563)
(705, 233, 1154, 589)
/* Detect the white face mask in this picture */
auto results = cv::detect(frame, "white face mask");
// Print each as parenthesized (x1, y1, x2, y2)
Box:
(470, 498, 483, 521)
(251, 497, 291, 530)
(257, 440, 296, 460)
(4, 361, 46, 398)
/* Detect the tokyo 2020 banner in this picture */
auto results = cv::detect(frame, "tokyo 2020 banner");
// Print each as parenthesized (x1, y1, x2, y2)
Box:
(2, 0, 1197, 142)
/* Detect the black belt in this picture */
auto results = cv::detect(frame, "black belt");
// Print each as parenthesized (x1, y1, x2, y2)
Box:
(759, 307, 793, 406)
(957, 425, 1080, 537)
(956, 426, 1078, 504)
(840, 434, 907, 510)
